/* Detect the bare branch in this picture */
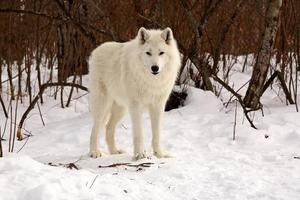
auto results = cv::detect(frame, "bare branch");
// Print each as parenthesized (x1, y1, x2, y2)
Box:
(0, 95, 8, 118)
(17, 82, 88, 140)
(0, 8, 112, 43)
(211, 74, 258, 129)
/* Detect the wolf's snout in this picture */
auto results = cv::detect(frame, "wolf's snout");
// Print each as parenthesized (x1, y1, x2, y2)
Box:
(151, 65, 159, 75)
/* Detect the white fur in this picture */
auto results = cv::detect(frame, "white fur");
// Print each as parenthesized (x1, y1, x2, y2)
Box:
(88, 27, 181, 160)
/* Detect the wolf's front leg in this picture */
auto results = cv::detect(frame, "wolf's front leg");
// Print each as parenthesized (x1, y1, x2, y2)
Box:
(129, 103, 147, 160)
(149, 103, 170, 158)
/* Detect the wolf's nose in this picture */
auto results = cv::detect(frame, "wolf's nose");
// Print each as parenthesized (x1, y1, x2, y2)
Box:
(151, 65, 159, 73)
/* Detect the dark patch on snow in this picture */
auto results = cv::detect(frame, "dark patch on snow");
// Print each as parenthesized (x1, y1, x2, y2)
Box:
(165, 90, 188, 111)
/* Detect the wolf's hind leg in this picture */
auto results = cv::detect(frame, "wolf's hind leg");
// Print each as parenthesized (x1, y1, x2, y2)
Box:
(89, 119, 103, 158)
(89, 82, 112, 158)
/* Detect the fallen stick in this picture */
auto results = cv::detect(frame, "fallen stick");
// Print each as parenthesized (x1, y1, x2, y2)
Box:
(99, 162, 156, 168)
(48, 162, 79, 170)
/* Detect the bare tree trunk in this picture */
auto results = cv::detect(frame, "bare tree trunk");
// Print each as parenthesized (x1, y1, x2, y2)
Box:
(0, 130, 2, 157)
(25, 55, 32, 104)
(242, 54, 248, 72)
(0, 94, 8, 118)
(7, 61, 15, 100)
(243, 0, 283, 109)
(0, 58, 2, 92)
(17, 61, 22, 103)
(6, 13, 15, 100)
(294, 21, 299, 112)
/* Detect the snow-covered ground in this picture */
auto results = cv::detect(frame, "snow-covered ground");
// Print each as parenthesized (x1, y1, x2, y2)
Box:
(1, 60, 300, 200)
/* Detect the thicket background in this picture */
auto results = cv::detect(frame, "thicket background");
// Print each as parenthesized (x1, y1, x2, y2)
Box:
(0, 0, 299, 154)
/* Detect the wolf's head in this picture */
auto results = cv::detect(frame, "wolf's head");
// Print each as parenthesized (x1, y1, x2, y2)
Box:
(137, 27, 176, 75)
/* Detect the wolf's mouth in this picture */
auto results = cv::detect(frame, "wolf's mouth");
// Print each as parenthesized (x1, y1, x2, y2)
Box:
(152, 72, 159, 75)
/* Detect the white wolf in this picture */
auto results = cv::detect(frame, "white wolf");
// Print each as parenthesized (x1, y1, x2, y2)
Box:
(88, 27, 181, 160)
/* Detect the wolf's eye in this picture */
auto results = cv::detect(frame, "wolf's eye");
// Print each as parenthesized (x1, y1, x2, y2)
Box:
(159, 52, 164, 56)
(146, 52, 152, 56)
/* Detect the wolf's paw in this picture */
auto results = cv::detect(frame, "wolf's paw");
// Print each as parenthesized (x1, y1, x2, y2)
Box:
(134, 151, 148, 160)
(89, 150, 102, 158)
(110, 148, 125, 155)
(154, 151, 172, 158)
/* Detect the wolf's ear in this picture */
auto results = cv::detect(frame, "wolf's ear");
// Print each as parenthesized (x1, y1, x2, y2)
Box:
(161, 27, 173, 45)
(138, 27, 150, 44)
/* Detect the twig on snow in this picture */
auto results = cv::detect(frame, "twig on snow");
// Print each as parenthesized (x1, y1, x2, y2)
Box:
(98, 162, 157, 168)
(37, 101, 45, 126)
(233, 99, 238, 141)
(89, 175, 99, 189)
(48, 162, 79, 170)
(0, 127, 3, 157)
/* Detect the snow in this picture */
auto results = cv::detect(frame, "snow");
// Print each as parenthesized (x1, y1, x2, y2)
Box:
(1, 61, 300, 199)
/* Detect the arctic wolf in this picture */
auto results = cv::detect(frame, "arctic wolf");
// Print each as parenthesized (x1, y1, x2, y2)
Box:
(88, 27, 181, 160)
